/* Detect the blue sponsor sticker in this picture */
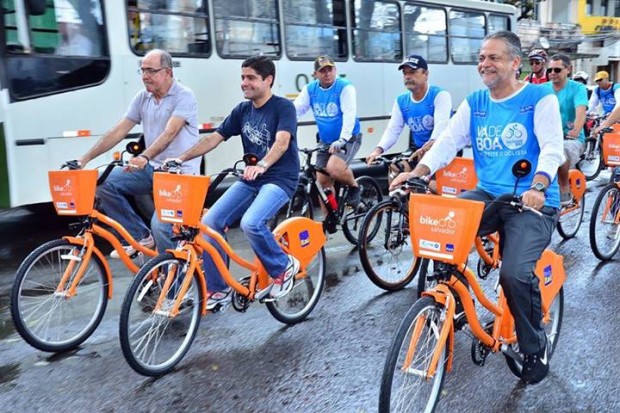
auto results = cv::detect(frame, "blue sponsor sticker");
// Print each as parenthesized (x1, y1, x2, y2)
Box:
(69, 201, 75, 209)
(544, 264, 552, 286)
(176, 210, 183, 217)
(299, 230, 310, 247)
(446, 243, 455, 253)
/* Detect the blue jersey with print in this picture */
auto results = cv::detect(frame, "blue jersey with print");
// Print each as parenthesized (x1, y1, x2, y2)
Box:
(217, 95, 299, 197)
(467, 84, 560, 208)
(397, 85, 443, 148)
(307, 78, 361, 144)
(596, 83, 620, 115)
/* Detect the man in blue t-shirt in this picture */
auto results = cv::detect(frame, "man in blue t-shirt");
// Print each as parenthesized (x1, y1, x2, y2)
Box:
(294, 56, 363, 206)
(392, 31, 564, 386)
(365, 54, 452, 177)
(543, 54, 588, 206)
(174, 56, 300, 310)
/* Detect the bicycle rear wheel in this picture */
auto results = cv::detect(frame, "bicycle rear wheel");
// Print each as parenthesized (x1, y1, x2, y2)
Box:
(358, 200, 420, 291)
(10, 239, 108, 353)
(380, 296, 449, 412)
(556, 192, 585, 239)
(119, 253, 202, 377)
(504, 286, 564, 378)
(266, 248, 326, 324)
(342, 175, 382, 245)
(589, 183, 620, 260)
(576, 138, 602, 181)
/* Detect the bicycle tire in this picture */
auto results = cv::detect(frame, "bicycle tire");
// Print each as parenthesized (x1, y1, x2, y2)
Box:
(576, 138, 602, 181)
(416, 259, 435, 298)
(504, 286, 564, 378)
(119, 253, 202, 377)
(10, 238, 109, 353)
(556, 192, 585, 239)
(266, 247, 326, 324)
(379, 296, 449, 412)
(589, 183, 620, 260)
(358, 199, 420, 291)
(342, 175, 383, 245)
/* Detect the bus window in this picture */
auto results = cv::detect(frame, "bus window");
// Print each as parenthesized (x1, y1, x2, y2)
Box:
(213, 0, 280, 59)
(488, 14, 510, 33)
(403, 3, 447, 63)
(449, 10, 485, 64)
(127, 1, 209, 55)
(1, 0, 110, 100)
(283, 0, 347, 60)
(351, 0, 401, 62)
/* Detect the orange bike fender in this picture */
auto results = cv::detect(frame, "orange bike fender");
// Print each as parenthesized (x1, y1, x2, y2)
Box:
(273, 217, 326, 269)
(534, 249, 566, 314)
(568, 169, 587, 200)
(62, 236, 113, 299)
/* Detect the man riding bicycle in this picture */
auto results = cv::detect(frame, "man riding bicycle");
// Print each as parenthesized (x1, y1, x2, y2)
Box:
(294, 55, 362, 206)
(171, 56, 300, 310)
(391, 31, 564, 385)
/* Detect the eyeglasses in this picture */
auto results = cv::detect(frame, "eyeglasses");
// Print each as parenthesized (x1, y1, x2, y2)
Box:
(529, 60, 543, 65)
(595, 79, 603, 83)
(546, 68, 565, 74)
(137, 67, 167, 76)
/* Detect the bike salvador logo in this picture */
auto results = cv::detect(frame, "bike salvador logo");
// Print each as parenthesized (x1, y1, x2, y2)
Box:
(53, 178, 73, 194)
(159, 184, 184, 219)
(419, 211, 457, 235)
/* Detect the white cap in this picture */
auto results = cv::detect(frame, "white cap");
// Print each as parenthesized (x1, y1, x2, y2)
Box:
(573, 71, 589, 81)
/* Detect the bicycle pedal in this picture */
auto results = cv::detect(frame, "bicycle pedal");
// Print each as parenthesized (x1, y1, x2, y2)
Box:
(210, 302, 231, 313)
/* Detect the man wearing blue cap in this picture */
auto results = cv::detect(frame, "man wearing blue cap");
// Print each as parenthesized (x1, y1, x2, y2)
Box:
(365, 55, 452, 176)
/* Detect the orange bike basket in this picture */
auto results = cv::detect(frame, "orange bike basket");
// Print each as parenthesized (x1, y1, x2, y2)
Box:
(48, 170, 98, 215)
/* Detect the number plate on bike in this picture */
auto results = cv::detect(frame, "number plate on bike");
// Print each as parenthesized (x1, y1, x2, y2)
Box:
(409, 194, 484, 264)
(48, 170, 98, 215)
(435, 158, 478, 197)
(602, 132, 620, 166)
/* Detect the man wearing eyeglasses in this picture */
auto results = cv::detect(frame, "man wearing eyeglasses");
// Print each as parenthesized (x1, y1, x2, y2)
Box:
(524, 49, 549, 84)
(542, 53, 588, 206)
(77, 49, 199, 257)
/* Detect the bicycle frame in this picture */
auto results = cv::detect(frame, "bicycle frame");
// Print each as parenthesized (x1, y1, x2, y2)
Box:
(560, 169, 587, 217)
(152, 217, 326, 317)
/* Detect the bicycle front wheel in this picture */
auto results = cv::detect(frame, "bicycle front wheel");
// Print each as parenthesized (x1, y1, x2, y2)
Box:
(577, 137, 602, 181)
(10, 239, 109, 353)
(266, 248, 326, 324)
(589, 183, 620, 260)
(557, 192, 585, 239)
(359, 200, 420, 291)
(119, 253, 202, 377)
(342, 175, 382, 245)
(380, 296, 449, 413)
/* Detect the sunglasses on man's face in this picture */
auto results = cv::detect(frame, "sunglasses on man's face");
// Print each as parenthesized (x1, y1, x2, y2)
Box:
(546, 67, 565, 74)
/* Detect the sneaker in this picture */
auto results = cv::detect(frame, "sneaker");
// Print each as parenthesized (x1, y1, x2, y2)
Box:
(607, 225, 620, 240)
(560, 191, 573, 207)
(206, 287, 232, 311)
(521, 338, 550, 385)
(346, 185, 363, 207)
(110, 234, 155, 259)
(255, 255, 300, 301)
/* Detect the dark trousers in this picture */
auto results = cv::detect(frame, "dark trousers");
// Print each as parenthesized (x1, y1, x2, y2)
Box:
(460, 189, 558, 354)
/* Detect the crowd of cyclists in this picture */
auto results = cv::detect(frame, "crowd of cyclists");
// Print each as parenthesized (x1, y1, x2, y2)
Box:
(34, 29, 620, 394)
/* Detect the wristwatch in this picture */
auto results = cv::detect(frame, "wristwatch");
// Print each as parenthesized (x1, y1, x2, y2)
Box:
(530, 182, 546, 193)
(257, 160, 269, 170)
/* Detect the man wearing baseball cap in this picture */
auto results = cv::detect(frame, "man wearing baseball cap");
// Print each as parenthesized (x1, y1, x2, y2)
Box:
(525, 49, 549, 84)
(365, 54, 452, 178)
(592, 70, 620, 135)
(294, 55, 363, 206)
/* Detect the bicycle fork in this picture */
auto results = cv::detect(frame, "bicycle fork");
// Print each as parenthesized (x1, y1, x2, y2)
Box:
(55, 235, 96, 299)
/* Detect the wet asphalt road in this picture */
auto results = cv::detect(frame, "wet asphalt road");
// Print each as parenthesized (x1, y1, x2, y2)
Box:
(1, 175, 620, 412)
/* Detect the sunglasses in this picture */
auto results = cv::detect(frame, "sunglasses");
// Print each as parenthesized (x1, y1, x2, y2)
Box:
(546, 68, 565, 74)
(596, 79, 603, 83)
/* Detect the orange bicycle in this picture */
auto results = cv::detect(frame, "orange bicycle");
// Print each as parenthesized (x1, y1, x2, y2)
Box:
(379, 169, 565, 412)
(10, 143, 158, 352)
(118, 159, 327, 376)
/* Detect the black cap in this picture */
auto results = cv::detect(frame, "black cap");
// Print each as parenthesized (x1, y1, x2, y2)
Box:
(398, 55, 428, 71)
(314, 55, 335, 71)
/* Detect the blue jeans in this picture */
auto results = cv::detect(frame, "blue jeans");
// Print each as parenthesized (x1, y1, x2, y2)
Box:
(97, 164, 174, 254)
(201, 181, 290, 292)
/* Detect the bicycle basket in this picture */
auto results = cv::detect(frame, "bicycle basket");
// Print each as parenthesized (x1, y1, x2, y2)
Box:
(48, 170, 98, 215)
(602, 132, 620, 166)
(408, 193, 484, 265)
(153, 173, 210, 227)
(435, 157, 478, 197)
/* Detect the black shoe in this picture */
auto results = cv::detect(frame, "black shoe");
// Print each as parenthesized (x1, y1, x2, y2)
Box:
(521, 339, 549, 385)
(346, 185, 362, 207)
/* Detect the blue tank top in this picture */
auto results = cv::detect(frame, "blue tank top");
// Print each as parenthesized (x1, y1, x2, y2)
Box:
(597, 84, 620, 115)
(467, 84, 560, 208)
(307, 78, 361, 144)
(396, 85, 443, 149)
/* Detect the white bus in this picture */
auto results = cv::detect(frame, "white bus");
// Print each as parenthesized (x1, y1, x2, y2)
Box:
(0, 0, 516, 209)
